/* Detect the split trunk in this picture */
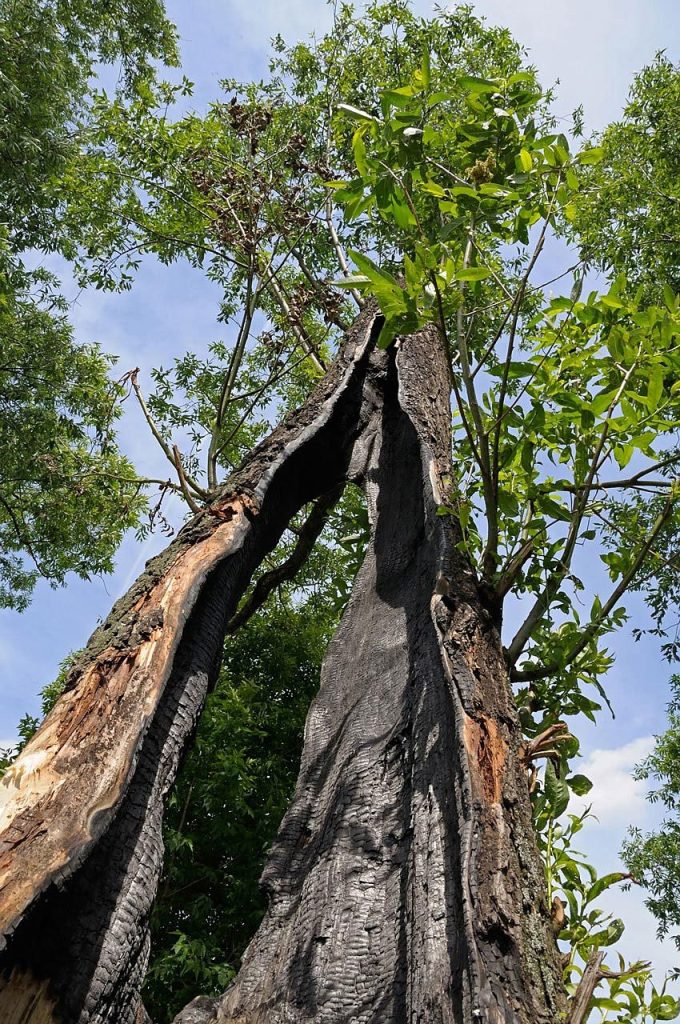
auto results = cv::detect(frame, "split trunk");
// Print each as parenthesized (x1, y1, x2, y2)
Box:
(0, 307, 566, 1023)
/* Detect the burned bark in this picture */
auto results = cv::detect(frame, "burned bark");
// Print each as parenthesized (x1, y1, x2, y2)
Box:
(0, 309, 566, 1023)
(207, 325, 565, 1024)
(0, 305, 381, 1024)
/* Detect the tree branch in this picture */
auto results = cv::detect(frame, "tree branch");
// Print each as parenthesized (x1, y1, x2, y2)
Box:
(506, 349, 642, 665)
(207, 261, 258, 490)
(568, 951, 605, 1024)
(325, 197, 364, 308)
(225, 485, 343, 633)
(511, 486, 676, 682)
(128, 370, 209, 501)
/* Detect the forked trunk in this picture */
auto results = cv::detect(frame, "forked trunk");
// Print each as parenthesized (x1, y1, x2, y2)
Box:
(0, 309, 565, 1023)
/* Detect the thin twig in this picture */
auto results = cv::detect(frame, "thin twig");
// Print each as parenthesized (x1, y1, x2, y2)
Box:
(128, 370, 208, 500)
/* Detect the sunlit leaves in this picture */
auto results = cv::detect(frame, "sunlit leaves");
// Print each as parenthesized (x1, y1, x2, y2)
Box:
(0, 264, 145, 608)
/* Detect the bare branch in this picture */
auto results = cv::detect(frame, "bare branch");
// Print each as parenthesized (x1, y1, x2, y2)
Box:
(172, 446, 202, 515)
(207, 262, 258, 490)
(568, 952, 605, 1024)
(454, 217, 496, 575)
(128, 370, 209, 501)
(266, 273, 327, 374)
(226, 485, 343, 633)
(325, 196, 364, 308)
(496, 537, 535, 600)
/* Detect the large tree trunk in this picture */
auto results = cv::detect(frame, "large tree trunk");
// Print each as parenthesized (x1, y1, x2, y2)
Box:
(0, 310, 566, 1023)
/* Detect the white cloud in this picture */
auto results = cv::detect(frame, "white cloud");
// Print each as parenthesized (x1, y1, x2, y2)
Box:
(572, 736, 655, 826)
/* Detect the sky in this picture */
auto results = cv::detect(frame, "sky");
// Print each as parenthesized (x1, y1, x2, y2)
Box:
(2, 0, 680, 985)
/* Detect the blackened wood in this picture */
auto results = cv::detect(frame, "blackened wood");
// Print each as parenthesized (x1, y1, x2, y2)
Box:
(0, 310, 566, 1024)
(0, 305, 382, 1024)
(211, 327, 565, 1024)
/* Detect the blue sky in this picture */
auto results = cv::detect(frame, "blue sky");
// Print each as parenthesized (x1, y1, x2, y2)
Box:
(2, 0, 680, 981)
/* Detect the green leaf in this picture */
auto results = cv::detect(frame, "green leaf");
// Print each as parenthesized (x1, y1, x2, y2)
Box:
(585, 872, 631, 906)
(337, 102, 379, 123)
(647, 364, 664, 411)
(649, 995, 680, 1020)
(377, 318, 400, 349)
(381, 87, 417, 110)
(590, 998, 624, 1012)
(517, 148, 532, 172)
(565, 166, 579, 191)
(459, 74, 499, 94)
(347, 249, 400, 291)
(663, 283, 678, 312)
(347, 250, 410, 318)
(450, 184, 479, 199)
(578, 146, 604, 165)
(590, 387, 618, 417)
(421, 46, 431, 89)
(419, 180, 447, 198)
(352, 127, 369, 177)
(455, 266, 492, 282)
(582, 917, 625, 947)
(331, 274, 370, 288)
(567, 774, 593, 796)
(544, 760, 569, 817)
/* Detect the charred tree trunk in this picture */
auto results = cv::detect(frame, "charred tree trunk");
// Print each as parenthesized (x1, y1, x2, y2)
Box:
(0, 309, 566, 1024)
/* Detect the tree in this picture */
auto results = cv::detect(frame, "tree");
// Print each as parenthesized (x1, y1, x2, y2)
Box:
(1, 4, 679, 1022)
(144, 539, 353, 1020)
(0, 0, 177, 607)
(622, 675, 680, 968)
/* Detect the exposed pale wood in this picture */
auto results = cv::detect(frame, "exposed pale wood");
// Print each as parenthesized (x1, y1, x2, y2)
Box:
(0, 305, 382, 1024)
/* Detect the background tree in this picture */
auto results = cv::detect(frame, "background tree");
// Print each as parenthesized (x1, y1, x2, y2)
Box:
(623, 675, 680, 972)
(0, 0, 177, 607)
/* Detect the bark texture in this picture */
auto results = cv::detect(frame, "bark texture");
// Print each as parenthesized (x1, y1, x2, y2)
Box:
(0, 305, 381, 1024)
(0, 310, 566, 1023)
(208, 326, 565, 1024)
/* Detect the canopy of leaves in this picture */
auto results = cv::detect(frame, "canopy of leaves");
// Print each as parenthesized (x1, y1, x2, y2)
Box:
(574, 55, 680, 301)
(623, 675, 680, 968)
(0, 271, 144, 608)
(0, 0, 177, 606)
(0, 0, 177, 252)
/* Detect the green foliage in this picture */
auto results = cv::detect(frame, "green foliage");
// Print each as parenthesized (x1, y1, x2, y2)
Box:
(537, 808, 680, 1022)
(330, 29, 680, 767)
(0, 0, 177, 606)
(0, 265, 144, 608)
(50, 1, 543, 500)
(0, 0, 177, 253)
(573, 55, 680, 301)
(623, 676, 680, 968)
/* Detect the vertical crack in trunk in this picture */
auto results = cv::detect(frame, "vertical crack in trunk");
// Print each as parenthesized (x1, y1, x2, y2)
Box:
(212, 327, 565, 1024)
(0, 313, 565, 1023)
(0, 306, 383, 1024)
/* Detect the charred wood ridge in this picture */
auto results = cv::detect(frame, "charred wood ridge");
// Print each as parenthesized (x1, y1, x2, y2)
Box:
(0, 305, 383, 948)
